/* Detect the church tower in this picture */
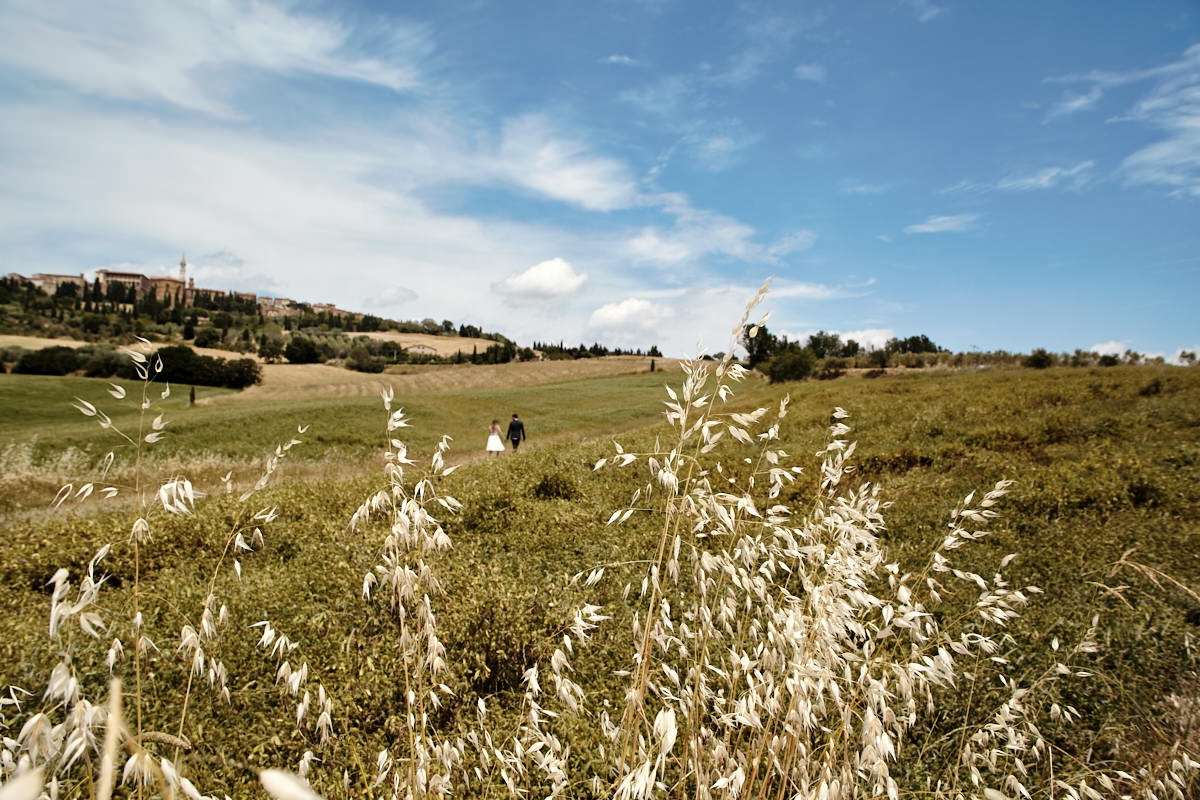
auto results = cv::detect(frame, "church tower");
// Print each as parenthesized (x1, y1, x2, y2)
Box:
(179, 254, 187, 283)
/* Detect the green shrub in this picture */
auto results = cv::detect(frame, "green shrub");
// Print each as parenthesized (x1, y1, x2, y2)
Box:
(765, 347, 816, 383)
(284, 336, 322, 364)
(193, 326, 221, 347)
(81, 348, 124, 378)
(13, 346, 81, 375)
(532, 471, 577, 500)
(346, 345, 385, 373)
(1024, 348, 1055, 368)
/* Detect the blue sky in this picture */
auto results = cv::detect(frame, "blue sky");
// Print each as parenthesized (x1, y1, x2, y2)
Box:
(1, 0, 1197, 358)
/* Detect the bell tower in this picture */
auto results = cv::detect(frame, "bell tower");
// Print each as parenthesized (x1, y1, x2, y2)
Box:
(179, 254, 187, 283)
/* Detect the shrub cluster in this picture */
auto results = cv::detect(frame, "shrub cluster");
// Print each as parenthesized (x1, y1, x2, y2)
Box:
(142, 345, 261, 388)
(10, 343, 260, 388)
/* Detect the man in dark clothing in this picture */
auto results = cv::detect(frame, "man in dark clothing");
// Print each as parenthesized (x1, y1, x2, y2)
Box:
(506, 413, 526, 451)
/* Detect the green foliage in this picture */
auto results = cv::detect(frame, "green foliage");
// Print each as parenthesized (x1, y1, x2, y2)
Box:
(531, 470, 577, 500)
(1024, 347, 1055, 368)
(13, 345, 81, 375)
(739, 323, 778, 367)
(765, 347, 816, 382)
(345, 344, 385, 373)
(193, 326, 221, 347)
(149, 344, 262, 388)
(806, 329, 843, 359)
(284, 336, 322, 364)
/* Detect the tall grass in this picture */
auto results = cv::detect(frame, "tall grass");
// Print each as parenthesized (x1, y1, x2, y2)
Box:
(0, 292, 1196, 800)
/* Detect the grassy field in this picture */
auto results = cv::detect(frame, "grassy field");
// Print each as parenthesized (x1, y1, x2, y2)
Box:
(0, 362, 1197, 798)
(0, 358, 703, 514)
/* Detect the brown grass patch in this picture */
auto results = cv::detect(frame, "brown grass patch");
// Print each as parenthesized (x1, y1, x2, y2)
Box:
(0, 334, 90, 350)
(357, 331, 503, 357)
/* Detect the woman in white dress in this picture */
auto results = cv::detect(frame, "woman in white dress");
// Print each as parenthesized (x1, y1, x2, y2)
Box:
(486, 419, 505, 456)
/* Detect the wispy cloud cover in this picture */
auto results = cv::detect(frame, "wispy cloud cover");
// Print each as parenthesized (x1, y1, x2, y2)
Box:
(1044, 44, 1200, 196)
(1044, 87, 1103, 121)
(0, 0, 427, 116)
(841, 180, 891, 195)
(794, 64, 827, 82)
(902, 0, 946, 23)
(0, 0, 1194, 359)
(904, 214, 979, 234)
(996, 161, 1094, 191)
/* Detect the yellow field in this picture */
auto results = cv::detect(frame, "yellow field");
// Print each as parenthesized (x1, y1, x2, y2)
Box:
(209, 355, 679, 403)
(357, 331, 503, 356)
(0, 334, 261, 362)
(0, 334, 90, 350)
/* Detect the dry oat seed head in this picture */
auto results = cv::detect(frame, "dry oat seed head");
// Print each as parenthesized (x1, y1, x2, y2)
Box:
(260, 769, 326, 800)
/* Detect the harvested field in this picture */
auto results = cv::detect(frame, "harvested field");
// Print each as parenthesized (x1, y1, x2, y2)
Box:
(0, 334, 90, 350)
(357, 330, 502, 356)
(209, 355, 679, 403)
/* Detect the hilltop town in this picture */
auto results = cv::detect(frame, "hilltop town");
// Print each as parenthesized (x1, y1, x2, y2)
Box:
(10, 256, 360, 320)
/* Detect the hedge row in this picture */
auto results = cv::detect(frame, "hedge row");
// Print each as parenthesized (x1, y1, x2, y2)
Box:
(11, 344, 261, 389)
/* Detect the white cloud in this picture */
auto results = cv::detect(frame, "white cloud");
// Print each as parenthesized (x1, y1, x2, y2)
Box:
(688, 125, 760, 171)
(771, 281, 840, 300)
(629, 229, 691, 264)
(938, 179, 990, 194)
(903, 214, 979, 234)
(1118, 45, 1200, 196)
(794, 63, 826, 83)
(901, 0, 945, 23)
(766, 230, 818, 259)
(0, 0, 427, 116)
(840, 328, 895, 350)
(1090, 340, 1128, 356)
(491, 115, 641, 211)
(619, 75, 697, 117)
(364, 285, 419, 308)
(588, 297, 675, 339)
(711, 48, 770, 88)
(603, 54, 640, 67)
(0, 0, 863, 360)
(1045, 45, 1200, 195)
(1044, 87, 1103, 121)
(941, 161, 1095, 194)
(996, 160, 1095, 191)
(625, 195, 764, 266)
(841, 180, 891, 195)
(493, 258, 588, 299)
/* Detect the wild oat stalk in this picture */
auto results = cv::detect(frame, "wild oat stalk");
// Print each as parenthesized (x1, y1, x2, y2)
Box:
(1, 342, 311, 800)
(577, 284, 1198, 800)
(352, 386, 462, 800)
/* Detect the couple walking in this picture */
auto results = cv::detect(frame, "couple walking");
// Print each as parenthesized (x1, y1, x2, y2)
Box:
(486, 413, 526, 455)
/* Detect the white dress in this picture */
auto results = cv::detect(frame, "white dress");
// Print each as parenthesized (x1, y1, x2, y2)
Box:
(486, 428, 505, 452)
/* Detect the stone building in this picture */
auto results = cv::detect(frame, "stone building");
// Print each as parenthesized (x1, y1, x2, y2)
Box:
(27, 273, 87, 295)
